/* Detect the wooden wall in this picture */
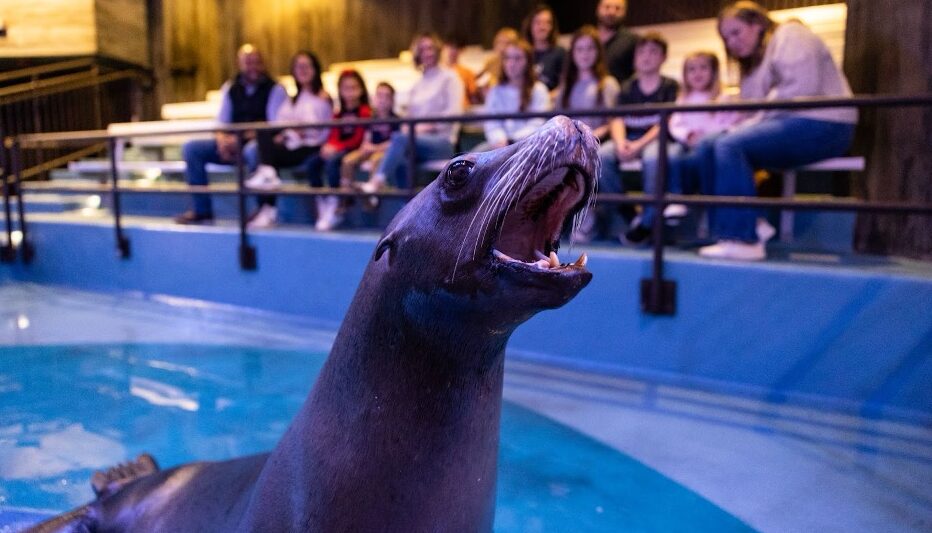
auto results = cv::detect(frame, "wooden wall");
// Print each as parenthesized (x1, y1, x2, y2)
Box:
(0, 0, 148, 66)
(96, 0, 150, 67)
(0, 0, 97, 58)
(160, 0, 540, 102)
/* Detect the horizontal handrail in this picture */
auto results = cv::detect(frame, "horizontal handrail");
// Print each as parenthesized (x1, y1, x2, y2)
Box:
(0, 58, 97, 84)
(11, 93, 932, 147)
(0, 69, 144, 106)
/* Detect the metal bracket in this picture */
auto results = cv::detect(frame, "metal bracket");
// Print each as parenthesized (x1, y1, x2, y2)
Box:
(640, 278, 677, 315)
(239, 244, 257, 271)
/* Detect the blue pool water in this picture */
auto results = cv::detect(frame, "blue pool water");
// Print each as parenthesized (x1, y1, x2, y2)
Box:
(0, 344, 750, 532)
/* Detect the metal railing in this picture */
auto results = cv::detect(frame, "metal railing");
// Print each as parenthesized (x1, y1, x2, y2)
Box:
(0, 58, 150, 183)
(3, 93, 932, 313)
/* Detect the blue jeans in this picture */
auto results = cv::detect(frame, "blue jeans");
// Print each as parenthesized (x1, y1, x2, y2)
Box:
(306, 150, 347, 188)
(376, 131, 453, 188)
(182, 138, 258, 216)
(639, 141, 686, 227)
(706, 117, 855, 241)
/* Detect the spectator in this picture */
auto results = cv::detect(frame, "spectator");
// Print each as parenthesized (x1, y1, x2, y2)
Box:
(697, 1, 857, 260)
(555, 25, 620, 141)
(243, 50, 333, 229)
(341, 82, 398, 190)
(442, 36, 481, 106)
(175, 44, 287, 224)
(609, 34, 679, 225)
(625, 51, 742, 244)
(477, 39, 551, 152)
(521, 4, 566, 92)
(361, 32, 464, 193)
(311, 69, 371, 231)
(476, 27, 520, 99)
(596, 0, 637, 84)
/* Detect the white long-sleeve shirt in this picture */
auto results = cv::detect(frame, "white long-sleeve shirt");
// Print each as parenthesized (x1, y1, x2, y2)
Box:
(405, 66, 465, 142)
(741, 22, 857, 124)
(272, 90, 334, 147)
(482, 81, 552, 145)
(669, 91, 743, 144)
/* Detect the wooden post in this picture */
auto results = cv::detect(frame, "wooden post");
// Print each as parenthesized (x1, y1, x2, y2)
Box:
(844, 0, 932, 260)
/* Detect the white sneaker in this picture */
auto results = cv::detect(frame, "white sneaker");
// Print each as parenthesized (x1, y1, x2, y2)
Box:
(244, 165, 282, 191)
(756, 217, 776, 243)
(698, 240, 766, 261)
(314, 196, 335, 231)
(663, 203, 688, 219)
(247, 205, 277, 229)
(358, 174, 386, 194)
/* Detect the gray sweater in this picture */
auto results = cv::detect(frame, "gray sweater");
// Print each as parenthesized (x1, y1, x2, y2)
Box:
(741, 22, 857, 124)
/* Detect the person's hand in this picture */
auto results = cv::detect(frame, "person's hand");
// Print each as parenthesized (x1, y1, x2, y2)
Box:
(321, 144, 338, 159)
(686, 131, 702, 147)
(216, 133, 238, 162)
(616, 140, 639, 161)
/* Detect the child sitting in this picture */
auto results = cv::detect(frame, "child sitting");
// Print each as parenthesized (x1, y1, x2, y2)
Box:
(341, 82, 398, 189)
(625, 50, 742, 244)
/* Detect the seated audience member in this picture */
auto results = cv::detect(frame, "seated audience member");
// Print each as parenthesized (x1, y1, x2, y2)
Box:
(175, 44, 287, 224)
(555, 25, 621, 141)
(476, 27, 520, 100)
(522, 4, 567, 92)
(442, 37, 481, 106)
(625, 51, 742, 244)
(596, 0, 637, 85)
(310, 69, 372, 231)
(341, 82, 398, 189)
(243, 50, 333, 229)
(581, 33, 677, 241)
(697, 1, 856, 260)
(361, 33, 464, 193)
(477, 39, 551, 152)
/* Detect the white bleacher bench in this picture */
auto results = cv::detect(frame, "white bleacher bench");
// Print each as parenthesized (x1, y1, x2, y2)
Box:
(68, 160, 233, 175)
(618, 156, 865, 241)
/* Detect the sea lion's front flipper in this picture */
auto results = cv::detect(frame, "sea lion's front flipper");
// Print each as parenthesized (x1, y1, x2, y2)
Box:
(90, 453, 160, 499)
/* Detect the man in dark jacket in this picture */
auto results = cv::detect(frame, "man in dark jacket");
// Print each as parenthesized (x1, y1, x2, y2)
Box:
(175, 44, 287, 224)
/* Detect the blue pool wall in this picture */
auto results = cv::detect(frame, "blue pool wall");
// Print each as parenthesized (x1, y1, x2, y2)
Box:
(3, 220, 931, 422)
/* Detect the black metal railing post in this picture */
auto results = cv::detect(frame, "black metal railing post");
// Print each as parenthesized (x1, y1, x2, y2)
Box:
(10, 139, 33, 263)
(1, 135, 15, 263)
(641, 111, 676, 315)
(236, 132, 257, 270)
(108, 137, 131, 258)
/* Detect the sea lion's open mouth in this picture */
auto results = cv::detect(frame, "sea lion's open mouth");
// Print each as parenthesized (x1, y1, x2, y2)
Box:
(490, 164, 591, 273)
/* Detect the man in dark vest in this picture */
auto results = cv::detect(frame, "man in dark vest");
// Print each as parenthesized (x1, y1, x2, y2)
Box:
(597, 0, 638, 85)
(175, 44, 287, 224)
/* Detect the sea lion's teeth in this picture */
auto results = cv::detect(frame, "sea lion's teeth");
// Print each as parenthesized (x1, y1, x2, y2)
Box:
(493, 249, 516, 262)
(574, 253, 588, 267)
(534, 258, 551, 269)
(534, 250, 548, 261)
(549, 251, 560, 268)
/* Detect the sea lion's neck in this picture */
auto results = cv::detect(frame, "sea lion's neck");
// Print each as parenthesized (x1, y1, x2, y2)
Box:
(249, 275, 508, 531)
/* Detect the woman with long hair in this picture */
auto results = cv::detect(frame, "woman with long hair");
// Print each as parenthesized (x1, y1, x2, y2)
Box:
(477, 38, 551, 151)
(697, 1, 857, 260)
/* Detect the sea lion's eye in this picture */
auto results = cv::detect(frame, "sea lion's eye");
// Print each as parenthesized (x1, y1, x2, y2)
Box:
(444, 160, 474, 190)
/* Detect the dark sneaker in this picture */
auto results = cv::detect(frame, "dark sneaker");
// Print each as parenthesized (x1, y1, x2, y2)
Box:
(174, 210, 214, 224)
(622, 224, 651, 246)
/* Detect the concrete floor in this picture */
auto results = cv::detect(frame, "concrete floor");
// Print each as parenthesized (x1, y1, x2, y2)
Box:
(1, 283, 930, 532)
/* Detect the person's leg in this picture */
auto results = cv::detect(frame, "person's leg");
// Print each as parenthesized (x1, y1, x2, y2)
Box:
(324, 150, 347, 188)
(371, 132, 410, 188)
(638, 141, 685, 228)
(709, 118, 854, 242)
(411, 135, 454, 187)
(340, 149, 366, 187)
(181, 138, 225, 217)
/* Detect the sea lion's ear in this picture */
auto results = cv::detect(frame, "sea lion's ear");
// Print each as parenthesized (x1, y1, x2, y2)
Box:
(374, 235, 396, 264)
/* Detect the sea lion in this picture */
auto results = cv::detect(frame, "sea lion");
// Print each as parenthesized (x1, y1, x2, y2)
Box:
(26, 115, 599, 533)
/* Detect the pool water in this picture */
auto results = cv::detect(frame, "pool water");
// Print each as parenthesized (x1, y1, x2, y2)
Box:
(0, 344, 750, 532)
